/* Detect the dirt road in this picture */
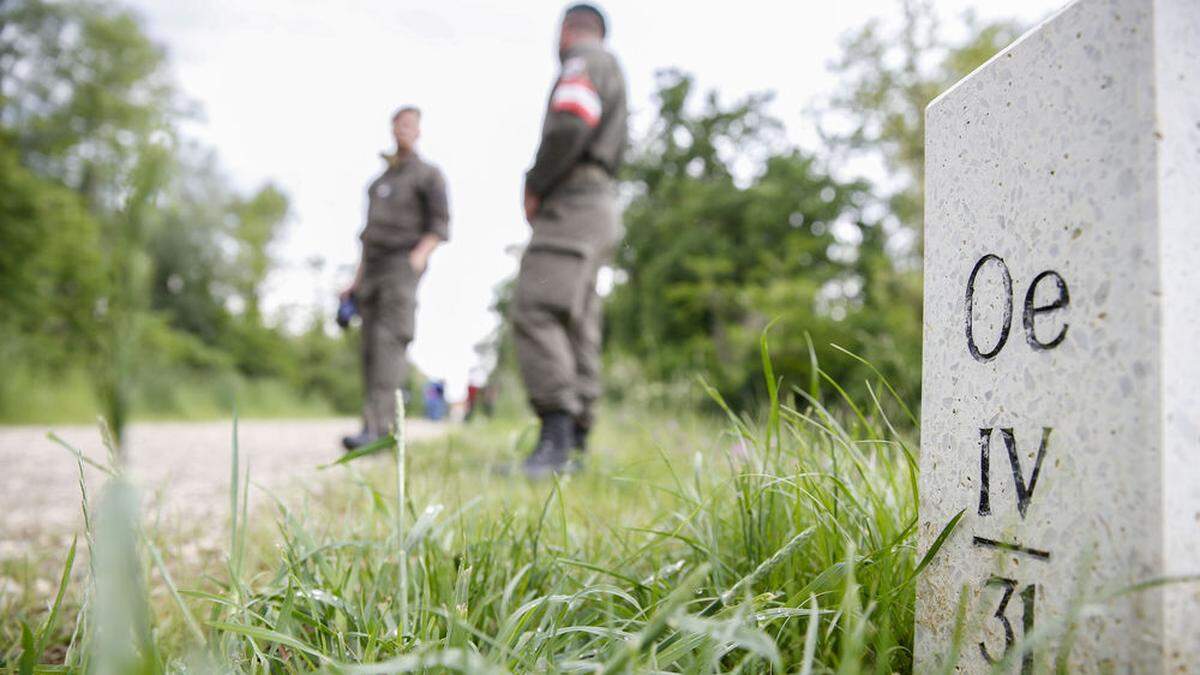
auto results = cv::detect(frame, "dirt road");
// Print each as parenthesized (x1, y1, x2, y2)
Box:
(0, 418, 447, 559)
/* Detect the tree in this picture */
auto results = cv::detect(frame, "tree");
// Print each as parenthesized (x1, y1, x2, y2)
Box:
(229, 183, 289, 322)
(1, 0, 182, 440)
(0, 140, 105, 370)
(0, 0, 355, 426)
(607, 3, 1026, 411)
(818, 0, 1024, 253)
(1, 0, 179, 212)
(606, 71, 914, 409)
(146, 146, 237, 349)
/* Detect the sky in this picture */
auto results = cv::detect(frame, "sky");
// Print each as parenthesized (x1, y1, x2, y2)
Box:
(125, 0, 1063, 399)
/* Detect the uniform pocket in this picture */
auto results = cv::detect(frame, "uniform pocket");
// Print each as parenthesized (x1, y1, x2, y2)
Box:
(379, 275, 418, 342)
(515, 247, 589, 317)
(363, 258, 420, 342)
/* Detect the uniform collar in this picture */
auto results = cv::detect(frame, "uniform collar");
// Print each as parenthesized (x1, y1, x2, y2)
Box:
(381, 150, 419, 170)
(560, 40, 602, 63)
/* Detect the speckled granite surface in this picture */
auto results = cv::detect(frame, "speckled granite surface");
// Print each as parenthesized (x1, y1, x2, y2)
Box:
(916, 0, 1199, 671)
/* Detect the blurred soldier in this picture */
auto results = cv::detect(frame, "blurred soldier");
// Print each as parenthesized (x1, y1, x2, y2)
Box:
(342, 106, 449, 450)
(514, 3, 628, 475)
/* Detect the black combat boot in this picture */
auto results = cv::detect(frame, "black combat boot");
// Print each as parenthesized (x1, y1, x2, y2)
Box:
(573, 421, 590, 453)
(522, 411, 574, 477)
(567, 420, 590, 472)
(342, 430, 379, 451)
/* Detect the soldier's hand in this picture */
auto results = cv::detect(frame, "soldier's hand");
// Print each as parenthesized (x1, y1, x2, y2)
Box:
(408, 248, 430, 275)
(339, 285, 356, 302)
(523, 189, 541, 225)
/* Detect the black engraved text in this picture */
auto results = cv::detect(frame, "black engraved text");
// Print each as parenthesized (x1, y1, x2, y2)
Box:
(1023, 270, 1070, 350)
(977, 427, 1051, 518)
(979, 576, 1036, 675)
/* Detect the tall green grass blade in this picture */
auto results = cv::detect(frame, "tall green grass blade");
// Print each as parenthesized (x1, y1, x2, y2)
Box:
(320, 433, 397, 468)
(864, 381, 920, 504)
(145, 539, 206, 646)
(230, 410, 240, 578)
(904, 509, 964, 589)
(18, 621, 37, 675)
(799, 594, 820, 675)
(721, 527, 814, 605)
(698, 376, 757, 444)
(805, 332, 821, 403)
(97, 417, 121, 470)
(339, 647, 507, 674)
(672, 612, 782, 671)
(72, 453, 97, 571)
(828, 343, 918, 428)
(26, 534, 79, 670)
(601, 562, 711, 673)
(49, 432, 115, 477)
(759, 318, 782, 454)
(394, 390, 409, 642)
(936, 586, 972, 675)
(206, 620, 326, 661)
(555, 557, 646, 590)
(91, 477, 157, 673)
(817, 369, 872, 435)
(447, 565, 472, 649)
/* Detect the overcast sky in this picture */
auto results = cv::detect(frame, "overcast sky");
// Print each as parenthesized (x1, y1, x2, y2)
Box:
(126, 0, 1063, 398)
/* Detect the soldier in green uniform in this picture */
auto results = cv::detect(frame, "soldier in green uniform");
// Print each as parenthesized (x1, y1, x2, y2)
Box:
(342, 106, 449, 450)
(514, 3, 628, 475)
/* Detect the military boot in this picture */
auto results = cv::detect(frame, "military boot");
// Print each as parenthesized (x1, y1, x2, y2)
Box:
(567, 420, 590, 472)
(522, 411, 574, 477)
(573, 421, 590, 453)
(342, 429, 380, 451)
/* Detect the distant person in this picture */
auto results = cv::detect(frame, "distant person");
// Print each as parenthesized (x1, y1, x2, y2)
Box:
(341, 106, 449, 450)
(513, 3, 628, 476)
(424, 380, 448, 421)
(465, 383, 482, 421)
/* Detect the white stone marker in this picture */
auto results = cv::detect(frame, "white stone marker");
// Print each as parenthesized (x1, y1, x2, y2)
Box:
(916, 0, 1199, 671)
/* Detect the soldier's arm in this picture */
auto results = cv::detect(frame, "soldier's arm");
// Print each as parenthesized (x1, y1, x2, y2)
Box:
(421, 168, 450, 242)
(525, 62, 604, 196)
(410, 168, 449, 274)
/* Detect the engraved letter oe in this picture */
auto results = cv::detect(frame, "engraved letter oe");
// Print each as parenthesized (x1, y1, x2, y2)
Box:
(965, 254, 1070, 362)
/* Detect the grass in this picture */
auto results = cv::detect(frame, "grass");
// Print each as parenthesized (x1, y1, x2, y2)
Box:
(1, 334, 1193, 674)
(0, 364, 340, 425)
(9, 352, 1184, 671)
(2, 350, 938, 673)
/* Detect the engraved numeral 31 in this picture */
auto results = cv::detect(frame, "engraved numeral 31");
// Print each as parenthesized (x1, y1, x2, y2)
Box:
(979, 576, 1036, 674)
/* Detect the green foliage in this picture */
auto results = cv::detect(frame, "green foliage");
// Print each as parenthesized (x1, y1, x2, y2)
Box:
(229, 183, 290, 321)
(819, 0, 1025, 241)
(0, 0, 364, 424)
(1, 0, 175, 211)
(293, 320, 364, 414)
(0, 140, 106, 371)
(607, 71, 921, 411)
(606, 7, 1024, 414)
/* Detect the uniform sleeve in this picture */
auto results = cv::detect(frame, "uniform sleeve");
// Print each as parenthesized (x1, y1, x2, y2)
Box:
(421, 167, 450, 241)
(525, 57, 603, 196)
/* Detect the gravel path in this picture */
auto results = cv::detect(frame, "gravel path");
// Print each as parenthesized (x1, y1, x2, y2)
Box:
(0, 418, 447, 560)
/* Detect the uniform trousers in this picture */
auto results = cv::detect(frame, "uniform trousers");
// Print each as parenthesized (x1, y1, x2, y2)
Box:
(359, 251, 420, 436)
(512, 181, 616, 429)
